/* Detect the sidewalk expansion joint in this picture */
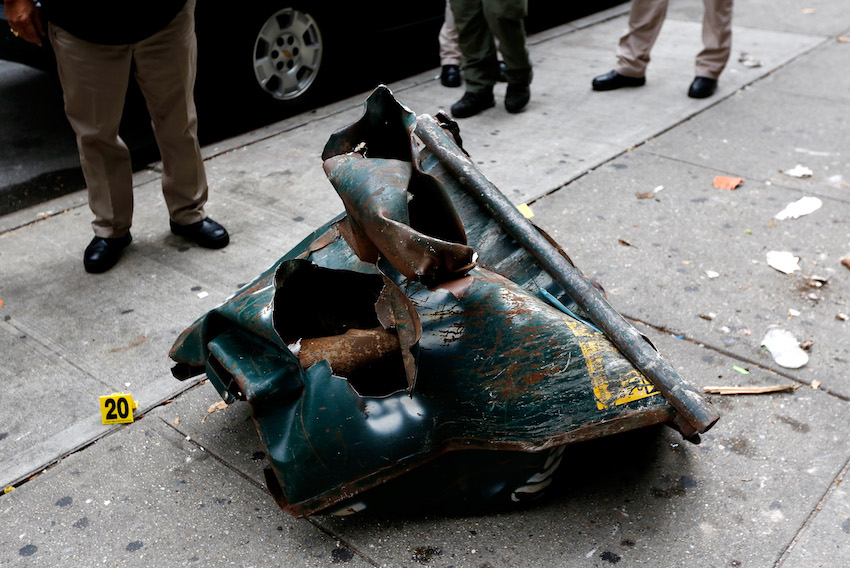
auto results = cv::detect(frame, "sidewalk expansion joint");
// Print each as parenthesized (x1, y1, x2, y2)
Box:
(628, 316, 850, 402)
(157, 414, 382, 567)
(773, 453, 850, 567)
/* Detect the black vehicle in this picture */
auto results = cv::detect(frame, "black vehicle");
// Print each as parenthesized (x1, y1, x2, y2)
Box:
(1, 1, 625, 117)
(0, 1, 446, 116)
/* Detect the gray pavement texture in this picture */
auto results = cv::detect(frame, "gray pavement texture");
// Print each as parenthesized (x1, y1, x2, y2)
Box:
(1, 1, 849, 566)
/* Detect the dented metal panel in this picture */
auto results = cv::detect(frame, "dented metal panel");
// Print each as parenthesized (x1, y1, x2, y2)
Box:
(169, 85, 715, 518)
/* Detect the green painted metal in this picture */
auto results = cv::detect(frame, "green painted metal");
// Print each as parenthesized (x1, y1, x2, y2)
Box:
(169, 85, 711, 518)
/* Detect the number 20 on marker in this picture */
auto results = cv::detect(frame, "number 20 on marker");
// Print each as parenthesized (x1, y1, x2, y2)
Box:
(100, 393, 137, 424)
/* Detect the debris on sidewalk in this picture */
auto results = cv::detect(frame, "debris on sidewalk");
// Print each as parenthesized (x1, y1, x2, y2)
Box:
(699, 312, 717, 321)
(201, 401, 228, 423)
(774, 196, 822, 220)
(766, 251, 800, 274)
(636, 185, 663, 199)
(837, 313, 849, 321)
(761, 328, 809, 368)
(737, 52, 762, 68)
(838, 36, 850, 44)
(713, 176, 743, 190)
(806, 275, 828, 288)
(782, 164, 813, 178)
(705, 270, 720, 279)
(703, 384, 801, 395)
(841, 253, 850, 270)
(732, 365, 749, 374)
(168, 86, 718, 518)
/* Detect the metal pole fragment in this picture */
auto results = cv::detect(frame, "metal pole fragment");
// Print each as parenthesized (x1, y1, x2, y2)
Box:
(415, 115, 719, 435)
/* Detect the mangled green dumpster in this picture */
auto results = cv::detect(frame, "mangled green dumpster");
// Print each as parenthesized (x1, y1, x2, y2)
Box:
(170, 86, 718, 518)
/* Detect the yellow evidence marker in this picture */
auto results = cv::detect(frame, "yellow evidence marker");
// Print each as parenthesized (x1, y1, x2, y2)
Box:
(100, 392, 138, 424)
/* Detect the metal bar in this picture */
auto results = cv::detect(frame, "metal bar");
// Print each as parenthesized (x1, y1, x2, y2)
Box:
(414, 115, 719, 435)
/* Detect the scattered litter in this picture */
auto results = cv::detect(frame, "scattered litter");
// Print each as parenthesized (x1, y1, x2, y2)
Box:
(517, 203, 534, 219)
(811, 380, 821, 390)
(636, 185, 663, 199)
(807, 293, 818, 301)
(766, 251, 800, 274)
(761, 328, 809, 369)
(837, 313, 849, 321)
(800, 340, 814, 351)
(806, 275, 828, 288)
(774, 196, 822, 220)
(202, 400, 229, 423)
(618, 239, 635, 247)
(801, 8, 816, 14)
(173, 417, 180, 426)
(699, 312, 717, 321)
(737, 52, 762, 68)
(714, 176, 744, 190)
(788, 308, 801, 317)
(732, 365, 750, 375)
(705, 270, 720, 279)
(782, 164, 813, 178)
(0, 299, 4, 309)
(703, 384, 801, 395)
(841, 253, 850, 270)
(3, 486, 14, 494)
(838, 36, 850, 44)
(197, 291, 209, 299)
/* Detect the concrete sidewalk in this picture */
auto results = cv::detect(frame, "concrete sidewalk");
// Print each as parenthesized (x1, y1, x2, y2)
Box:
(2, 0, 849, 566)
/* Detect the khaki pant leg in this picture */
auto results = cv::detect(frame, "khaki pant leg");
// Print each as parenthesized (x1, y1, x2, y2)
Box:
(450, 0, 499, 93)
(695, 0, 733, 78)
(483, 0, 531, 85)
(615, 0, 668, 78)
(49, 24, 134, 239)
(132, 0, 207, 225)
(439, 1, 463, 66)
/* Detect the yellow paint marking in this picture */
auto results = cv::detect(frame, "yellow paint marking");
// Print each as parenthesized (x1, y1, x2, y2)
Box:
(564, 319, 660, 409)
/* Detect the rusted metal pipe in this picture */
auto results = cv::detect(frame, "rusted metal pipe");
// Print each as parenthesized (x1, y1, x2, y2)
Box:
(414, 115, 719, 435)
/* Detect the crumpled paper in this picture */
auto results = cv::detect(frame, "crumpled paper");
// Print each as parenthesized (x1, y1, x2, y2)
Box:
(761, 328, 808, 369)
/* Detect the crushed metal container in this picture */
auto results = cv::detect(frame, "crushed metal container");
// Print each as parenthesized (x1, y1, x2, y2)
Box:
(169, 86, 718, 518)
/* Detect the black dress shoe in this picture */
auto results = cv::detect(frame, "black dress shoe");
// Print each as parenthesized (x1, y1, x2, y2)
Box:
(450, 90, 495, 118)
(440, 64, 461, 88)
(84, 233, 132, 274)
(688, 76, 717, 99)
(170, 218, 230, 249)
(591, 70, 646, 91)
(505, 83, 530, 113)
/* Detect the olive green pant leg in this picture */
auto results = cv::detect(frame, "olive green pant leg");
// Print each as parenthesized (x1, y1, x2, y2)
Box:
(483, 0, 531, 86)
(449, 0, 499, 94)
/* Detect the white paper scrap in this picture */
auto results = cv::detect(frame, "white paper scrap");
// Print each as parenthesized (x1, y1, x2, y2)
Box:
(775, 196, 822, 220)
(761, 328, 808, 369)
(783, 164, 813, 178)
(766, 251, 800, 274)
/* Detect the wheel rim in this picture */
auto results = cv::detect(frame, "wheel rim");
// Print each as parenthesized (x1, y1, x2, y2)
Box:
(253, 8, 323, 101)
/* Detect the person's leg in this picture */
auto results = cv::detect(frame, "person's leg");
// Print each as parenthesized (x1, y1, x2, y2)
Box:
(439, 1, 463, 87)
(483, 0, 531, 86)
(132, 0, 208, 227)
(49, 23, 134, 239)
(695, 0, 733, 79)
(450, 0, 499, 94)
(615, 0, 669, 78)
(439, 0, 463, 67)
